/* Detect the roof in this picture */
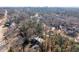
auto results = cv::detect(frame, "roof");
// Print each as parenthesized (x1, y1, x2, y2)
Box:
(32, 36, 44, 43)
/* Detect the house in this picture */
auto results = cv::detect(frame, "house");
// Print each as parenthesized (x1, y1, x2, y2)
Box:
(75, 36, 79, 42)
(31, 36, 44, 44)
(51, 27, 55, 31)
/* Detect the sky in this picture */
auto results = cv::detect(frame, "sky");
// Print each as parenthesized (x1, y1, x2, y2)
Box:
(0, 0, 79, 7)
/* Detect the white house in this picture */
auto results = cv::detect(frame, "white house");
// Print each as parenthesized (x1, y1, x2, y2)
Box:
(75, 36, 79, 42)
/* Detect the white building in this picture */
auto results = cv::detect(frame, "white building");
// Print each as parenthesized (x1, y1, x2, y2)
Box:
(75, 36, 79, 42)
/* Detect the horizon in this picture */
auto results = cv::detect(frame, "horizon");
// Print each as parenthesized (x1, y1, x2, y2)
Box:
(0, 7, 79, 8)
(0, 0, 79, 7)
